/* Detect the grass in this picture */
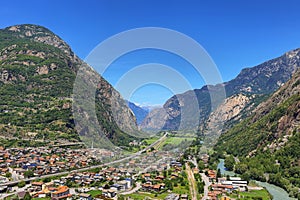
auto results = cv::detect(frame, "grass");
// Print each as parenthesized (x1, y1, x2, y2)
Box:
(158, 136, 195, 151)
(229, 189, 272, 200)
(143, 137, 160, 145)
(87, 190, 102, 197)
(123, 192, 169, 200)
(164, 137, 194, 146)
(172, 185, 190, 195)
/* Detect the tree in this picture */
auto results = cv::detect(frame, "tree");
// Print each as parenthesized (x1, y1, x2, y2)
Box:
(104, 184, 110, 189)
(43, 177, 51, 183)
(235, 163, 248, 174)
(18, 181, 26, 188)
(217, 169, 221, 179)
(24, 170, 34, 178)
(163, 170, 167, 178)
(198, 161, 205, 170)
(224, 156, 235, 171)
(5, 172, 12, 178)
(24, 192, 32, 200)
(241, 172, 250, 182)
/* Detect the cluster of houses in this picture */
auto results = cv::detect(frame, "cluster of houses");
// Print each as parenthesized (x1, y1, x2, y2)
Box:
(13, 166, 134, 199)
(0, 146, 105, 180)
(0, 140, 202, 199)
(205, 170, 248, 200)
(1, 147, 182, 199)
(138, 159, 189, 198)
(141, 173, 166, 192)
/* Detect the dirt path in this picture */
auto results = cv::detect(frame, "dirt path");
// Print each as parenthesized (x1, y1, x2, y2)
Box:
(185, 163, 197, 200)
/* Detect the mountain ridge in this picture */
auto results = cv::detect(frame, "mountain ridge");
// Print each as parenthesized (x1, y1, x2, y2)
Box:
(215, 68, 300, 198)
(141, 48, 300, 133)
(0, 24, 138, 148)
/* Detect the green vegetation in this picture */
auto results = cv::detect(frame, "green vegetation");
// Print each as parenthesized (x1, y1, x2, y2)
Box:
(123, 192, 169, 200)
(194, 173, 204, 194)
(224, 155, 235, 171)
(87, 190, 102, 197)
(18, 180, 26, 188)
(160, 136, 194, 151)
(0, 24, 137, 147)
(215, 95, 300, 198)
(228, 189, 272, 200)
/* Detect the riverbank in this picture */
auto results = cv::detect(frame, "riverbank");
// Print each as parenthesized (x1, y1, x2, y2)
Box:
(217, 159, 295, 200)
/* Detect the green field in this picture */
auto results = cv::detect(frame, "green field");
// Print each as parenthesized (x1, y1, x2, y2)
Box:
(143, 137, 160, 146)
(159, 136, 195, 151)
(229, 189, 272, 200)
(87, 190, 102, 197)
(123, 192, 169, 200)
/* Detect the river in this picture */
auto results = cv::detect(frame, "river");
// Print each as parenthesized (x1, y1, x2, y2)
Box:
(217, 159, 296, 200)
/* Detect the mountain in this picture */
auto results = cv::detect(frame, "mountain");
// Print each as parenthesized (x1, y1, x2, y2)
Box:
(215, 68, 300, 198)
(141, 49, 300, 132)
(0, 24, 138, 148)
(127, 101, 149, 125)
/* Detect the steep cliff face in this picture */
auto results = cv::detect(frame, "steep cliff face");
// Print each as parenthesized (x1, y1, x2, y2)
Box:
(141, 48, 300, 132)
(215, 69, 300, 198)
(0, 24, 138, 147)
(217, 68, 300, 155)
(204, 94, 252, 135)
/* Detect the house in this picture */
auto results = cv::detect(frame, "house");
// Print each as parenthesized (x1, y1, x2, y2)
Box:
(51, 185, 71, 199)
(102, 189, 116, 198)
(142, 183, 152, 191)
(79, 193, 92, 200)
(33, 191, 47, 198)
(155, 175, 165, 181)
(31, 181, 44, 191)
(221, 180, 248, 191)
(111, 184, 123, 191)
(180, 194, 188, 200)
(193, 168, 199, 174)
(207, 170, 216, 182)
(171, 173, 179, 179)
(152, 184, 162, 192)
(220, 197, 231, 200)
(117, 180, 128, 190)
(143, 173, 151, 181)
(211, 184, 234, 193)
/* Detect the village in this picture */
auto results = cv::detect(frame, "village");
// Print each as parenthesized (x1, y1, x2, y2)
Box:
(0, 136, 268, 200)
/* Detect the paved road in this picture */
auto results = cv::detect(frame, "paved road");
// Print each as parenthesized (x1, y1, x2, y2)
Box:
(119, 182, 142, 195)
(0, 184, 31, 199)
(200, 172, 211, 200)
(0, 132, 168, 188)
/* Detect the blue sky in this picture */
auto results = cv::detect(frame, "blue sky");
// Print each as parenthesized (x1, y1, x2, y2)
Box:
(1, 0, 300, 105)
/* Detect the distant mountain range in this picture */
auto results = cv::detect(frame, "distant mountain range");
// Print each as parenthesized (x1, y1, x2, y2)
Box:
(0, 24, 139, 148)
(141, 48, 300, 134)
(127, 101, 149, 125)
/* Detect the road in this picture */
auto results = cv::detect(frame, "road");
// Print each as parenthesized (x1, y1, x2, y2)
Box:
(119, 182, 142, 195)
(200, 172, 211, 200)
(188, 157, 211, 200)
(186, 163, 197, 200)
(0, 184, 31, 199)
(0, 132, 168, 188)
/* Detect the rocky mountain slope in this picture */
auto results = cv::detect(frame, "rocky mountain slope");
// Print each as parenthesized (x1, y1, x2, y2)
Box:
(141, 48, 300, 133)
(215, 68, 300, 198)
(0, 24, 138, 148)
